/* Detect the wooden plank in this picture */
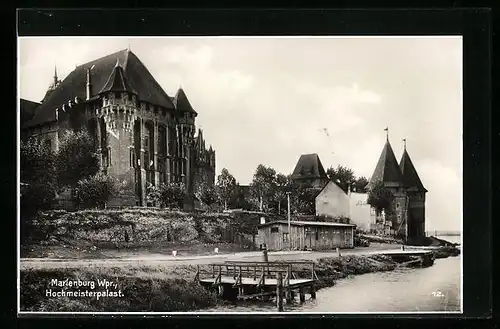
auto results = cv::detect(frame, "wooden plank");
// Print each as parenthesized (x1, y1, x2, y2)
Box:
(200, 277, 314, 287)
(237, 291, 276, 300)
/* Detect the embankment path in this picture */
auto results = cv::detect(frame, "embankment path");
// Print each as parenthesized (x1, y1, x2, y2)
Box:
(19, 244, 435, 270)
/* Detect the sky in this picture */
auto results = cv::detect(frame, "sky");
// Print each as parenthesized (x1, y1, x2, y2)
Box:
(18, 37, 462, 231)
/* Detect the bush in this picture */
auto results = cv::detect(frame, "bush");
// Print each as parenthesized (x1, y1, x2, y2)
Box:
(146, 182, 187, 209)
(56, 130, 99, 188)
(354, 235, 370, 247)
(171, 219, 199, 241)
(20, 139, 58, 217)
(73, 173, 118, 209)
(195, 183, 219, 209)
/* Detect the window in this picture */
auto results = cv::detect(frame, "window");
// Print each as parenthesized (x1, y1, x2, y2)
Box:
(107, 147, 111, 167)
(396, 203, 400, 209)
(158, 128, 166, 157)
(315, 230, 319, 241)
(283, 233, 289, 243)
(143, 130, 151, 170)
(271, 227, 279, 233)
(130, 148, 136, 168)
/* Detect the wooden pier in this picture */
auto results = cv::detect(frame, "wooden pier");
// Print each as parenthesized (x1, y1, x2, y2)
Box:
(195, 260, 318, 311)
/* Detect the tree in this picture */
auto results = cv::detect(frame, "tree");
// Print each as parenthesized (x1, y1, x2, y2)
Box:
(327, 165, 355, 193)
(195, 182, 218, 210)
(367, 180, 394, 215)
(285, 176, 317, 215)
(273, 173, 289, 215)
(353, 176, 369, 193)
(227, 184, 253, 210)
(249, 165, 277, 212)
(216, 168, 237, 210)
(55, 130, 99, 188)
(20, 138, 58, 216)
(162, 182, 188, 209)
(73, 172, 118, 209)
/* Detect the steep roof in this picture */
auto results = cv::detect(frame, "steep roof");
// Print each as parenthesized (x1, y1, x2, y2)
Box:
(172, 88, 197, 114)
(20, 99, 40, 125)
(291, 153, 328, 180)
(99, 60, 138, 94)
(23, 49, 175, 128)
(369, 140, 404, 187)
(399, 149, 427, 192)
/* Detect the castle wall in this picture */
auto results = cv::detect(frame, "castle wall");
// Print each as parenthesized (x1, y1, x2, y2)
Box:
(407, 192, 426, 239)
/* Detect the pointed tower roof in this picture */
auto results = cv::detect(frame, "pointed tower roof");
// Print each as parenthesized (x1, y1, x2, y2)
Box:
(172, 88, 198, 115)
(99, 58, 137, 94)
(291, 153, 328, 180)
(369, 139, 404, 188)
(399, 148, 427, 192)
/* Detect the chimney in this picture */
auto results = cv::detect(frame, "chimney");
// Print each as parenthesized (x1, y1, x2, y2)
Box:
(86, 67, 92, 100)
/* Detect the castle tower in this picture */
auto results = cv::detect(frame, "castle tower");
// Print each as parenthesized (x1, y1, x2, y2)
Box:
(172, 87, 197, 195)
(399, 140, 427, 240)
(291, 153, 329, 188)
(368, 134, 408, 237)
(97, 57, 140, 205)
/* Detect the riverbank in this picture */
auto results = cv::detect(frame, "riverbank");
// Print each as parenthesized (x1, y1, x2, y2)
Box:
(19, 245, 460, 312)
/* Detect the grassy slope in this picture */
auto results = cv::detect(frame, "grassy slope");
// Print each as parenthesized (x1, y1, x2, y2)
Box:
(20, 254, 403, 312)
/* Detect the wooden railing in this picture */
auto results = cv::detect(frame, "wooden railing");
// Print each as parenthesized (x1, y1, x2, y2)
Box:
(194, 260, 318, 287)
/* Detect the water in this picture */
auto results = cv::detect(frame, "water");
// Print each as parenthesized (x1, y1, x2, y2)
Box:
(200, 235, 461, 313)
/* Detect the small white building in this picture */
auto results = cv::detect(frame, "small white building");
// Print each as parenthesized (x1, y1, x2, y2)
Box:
(315, 180, 349, 218)
(315, 183, 377, 232)
(348, 191, 376, 232)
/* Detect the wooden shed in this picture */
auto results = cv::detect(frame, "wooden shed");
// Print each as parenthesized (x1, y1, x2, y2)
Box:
(257, 220, 356, 251)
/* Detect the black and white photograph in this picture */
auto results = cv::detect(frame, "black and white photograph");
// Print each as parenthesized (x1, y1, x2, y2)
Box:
(18, 36, 463, 314)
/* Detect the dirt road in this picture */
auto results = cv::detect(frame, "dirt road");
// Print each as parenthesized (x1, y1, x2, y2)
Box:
(19, 243, 430, 270)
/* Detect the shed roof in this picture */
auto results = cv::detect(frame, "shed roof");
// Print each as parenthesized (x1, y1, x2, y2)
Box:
(259, 220, 356, 228)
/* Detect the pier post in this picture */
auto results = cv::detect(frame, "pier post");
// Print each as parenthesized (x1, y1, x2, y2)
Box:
(276, 272, 284, 312)
(285, 265, 292, 304)
(310, 284, 316, 299)
(299, 287, 306, 303)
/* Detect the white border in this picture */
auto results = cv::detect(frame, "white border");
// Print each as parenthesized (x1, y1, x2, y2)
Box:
(17, 35, 464, 316)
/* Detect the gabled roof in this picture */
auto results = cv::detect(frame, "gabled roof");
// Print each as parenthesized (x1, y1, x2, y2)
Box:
(318, 179, 348, 196)
(23, 49, 176, 128)
(369, 140, 404, 187)
(99, 59, 138, 95)
(172, 88, 197, 114)
(291, 153, 328, 180)
(20, 99, 40, 125)
(399, 149, 427, 192)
